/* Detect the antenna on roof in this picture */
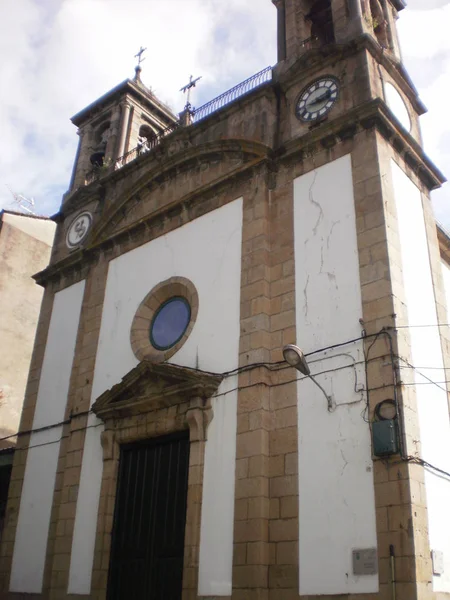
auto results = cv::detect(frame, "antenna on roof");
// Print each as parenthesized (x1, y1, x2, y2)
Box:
(5, 185, 36, 215)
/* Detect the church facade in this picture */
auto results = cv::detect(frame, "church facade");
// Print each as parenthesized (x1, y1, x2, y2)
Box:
(1, 1, 450, 599)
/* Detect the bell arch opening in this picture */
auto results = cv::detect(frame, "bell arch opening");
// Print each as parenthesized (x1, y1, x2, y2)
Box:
(90, 120, 111, 167)
(369, 0, 389, 47)
(306, 0, 335, 45)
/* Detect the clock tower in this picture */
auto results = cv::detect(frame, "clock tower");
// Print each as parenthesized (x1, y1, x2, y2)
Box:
(268, 0, 450, 598)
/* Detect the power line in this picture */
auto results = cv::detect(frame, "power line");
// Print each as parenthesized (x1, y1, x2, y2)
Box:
(396, 356, 449, 393)
(2, 326, 448, 447)
(0, 332, 377, 445)
(3, 331, 449, 482)
(402, 456, 450, 481)
(2, 355, 382, 447)
(393, 323, 450, 330)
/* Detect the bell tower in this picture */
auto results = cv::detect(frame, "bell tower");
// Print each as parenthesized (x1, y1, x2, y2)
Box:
(67, 65, 178, 196)
(273, 0, 404, 63)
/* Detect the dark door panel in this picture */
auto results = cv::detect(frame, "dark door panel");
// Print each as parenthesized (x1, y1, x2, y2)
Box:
(108, 432, 190, 600)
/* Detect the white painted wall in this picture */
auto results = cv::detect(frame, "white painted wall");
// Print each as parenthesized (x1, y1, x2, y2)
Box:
(67, 415, 103, 595)
(68, 199, 243, 596)
(392, 160, 450, 593)
(198, 374, 238, 596)
(293, 154, 378, 595)
(10, 280, 85, 593)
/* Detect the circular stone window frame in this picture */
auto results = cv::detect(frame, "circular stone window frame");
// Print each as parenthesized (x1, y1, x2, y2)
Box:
(130, 277, 199, 363)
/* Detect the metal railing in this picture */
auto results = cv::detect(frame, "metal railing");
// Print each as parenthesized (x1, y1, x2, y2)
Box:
(299, 35, 320, 49)
(82, 67, 273, 187)
(192, 66, 273, 123)
(114, 121, 179, 171)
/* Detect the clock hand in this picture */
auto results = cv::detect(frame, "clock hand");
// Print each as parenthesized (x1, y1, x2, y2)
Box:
(306, 90, 332, 109)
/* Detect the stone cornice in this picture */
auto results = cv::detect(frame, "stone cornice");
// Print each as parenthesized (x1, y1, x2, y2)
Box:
(390, 0, 406, 11)
(89, 138, 272, 245)
(71, 78, 177, 128)
(279, 98, 446, 191)
(33, 147, 271, 288)
(437, 224, 450, 266)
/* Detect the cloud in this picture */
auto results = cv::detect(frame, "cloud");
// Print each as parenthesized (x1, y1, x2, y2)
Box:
(0, 0, 448, 226)
(397, 4, 450, 225)
(0, 0, 275, 216)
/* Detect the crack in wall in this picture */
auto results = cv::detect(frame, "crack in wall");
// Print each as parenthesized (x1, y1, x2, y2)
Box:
(303, 274, 310, 320)
(308, 170, 323, 237)
(340, 449, 349, 476)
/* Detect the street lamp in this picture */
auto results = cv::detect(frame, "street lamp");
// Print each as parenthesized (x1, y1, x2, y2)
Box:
(282, 344, 335, 412)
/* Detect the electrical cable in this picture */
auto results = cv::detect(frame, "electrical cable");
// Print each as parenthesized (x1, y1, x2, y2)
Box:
(2, 356, 382, 447)
(0, 331, 380, 445)
(396, 356, 449, 394)
(393, 323, 450, 329)
(2, 329, 449, 482)
(403, 456, 450, 480)
(2, 326, 449, 486)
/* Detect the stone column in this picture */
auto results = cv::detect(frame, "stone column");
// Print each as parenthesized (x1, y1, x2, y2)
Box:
(117, 102, 131, 160)
(349, 0, 363, 21)
(333, 0, 364, 43)
(67, 131, 82, 195)
(107, 104, 122, 163)
(272, 0, 287, 62)
(72, 125, 93, 190)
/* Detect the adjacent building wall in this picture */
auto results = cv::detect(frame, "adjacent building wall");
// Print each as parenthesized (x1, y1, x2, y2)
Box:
(68, 199, 243, 595)
(0, 211, 55, 445)
(293, 154, 379, 595)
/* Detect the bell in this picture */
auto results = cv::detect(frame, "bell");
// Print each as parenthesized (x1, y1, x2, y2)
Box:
(90, 151, 105, 167)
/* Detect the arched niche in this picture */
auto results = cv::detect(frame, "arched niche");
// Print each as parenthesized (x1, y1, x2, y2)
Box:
(90, 120, 111, 167)
(369, 0, 389, 47)
(306, 0, 335, 45)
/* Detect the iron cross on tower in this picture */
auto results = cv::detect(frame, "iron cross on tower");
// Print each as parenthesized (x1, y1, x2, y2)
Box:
(135, 46, 147, 66)
(180, 75, 202, 112)
(133, 46, 147, 82)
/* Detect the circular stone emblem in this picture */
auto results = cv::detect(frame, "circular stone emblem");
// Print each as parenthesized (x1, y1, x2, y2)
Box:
(66, 212, 92, 248)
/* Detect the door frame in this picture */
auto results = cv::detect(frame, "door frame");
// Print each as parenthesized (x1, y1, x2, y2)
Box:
(90, 360, 223, 600)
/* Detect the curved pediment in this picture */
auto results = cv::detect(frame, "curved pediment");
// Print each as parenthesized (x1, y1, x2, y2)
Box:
(88, 138, 272, 246)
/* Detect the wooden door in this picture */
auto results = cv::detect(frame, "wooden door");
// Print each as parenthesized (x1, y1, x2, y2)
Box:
(107, 432, 190, 600)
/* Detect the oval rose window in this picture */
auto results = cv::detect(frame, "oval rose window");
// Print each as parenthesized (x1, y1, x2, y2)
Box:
(150, 297, 191, 350)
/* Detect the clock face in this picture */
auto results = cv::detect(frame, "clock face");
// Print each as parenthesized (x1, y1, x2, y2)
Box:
(384, 82, 411, 132)
(66, 212, 92, 248)
(296, 77, 339, 122)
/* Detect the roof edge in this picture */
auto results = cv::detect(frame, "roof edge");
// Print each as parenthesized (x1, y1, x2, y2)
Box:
(1, 209, 52, 221)
(71, 79, 177, 127)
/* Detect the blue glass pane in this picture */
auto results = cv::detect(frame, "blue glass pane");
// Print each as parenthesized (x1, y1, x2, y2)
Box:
(150, 297, 191, 350)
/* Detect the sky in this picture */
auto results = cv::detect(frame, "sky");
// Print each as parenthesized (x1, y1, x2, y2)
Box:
(0, 0, 449, 225)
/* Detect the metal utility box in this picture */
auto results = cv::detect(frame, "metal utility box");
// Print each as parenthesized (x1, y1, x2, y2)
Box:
(372, 419, 399, 457)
